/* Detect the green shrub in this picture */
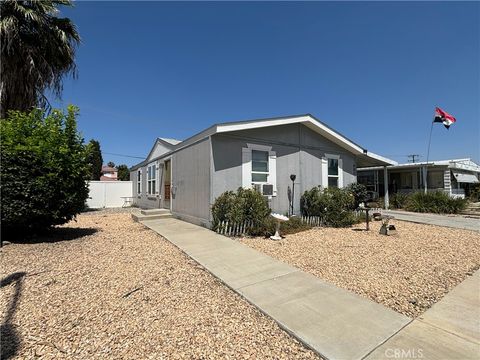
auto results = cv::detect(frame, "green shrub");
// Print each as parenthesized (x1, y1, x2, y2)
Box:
(212, 188, 313, 237)
(404, 191, 467, 214)
(211, 190, 237, 226)
(390, 192, 409, 209)
(345, 183, 368, 209)
(300, 186, 356, 227)
(211, 188, 271, 235)
(0, 106, 90, 236)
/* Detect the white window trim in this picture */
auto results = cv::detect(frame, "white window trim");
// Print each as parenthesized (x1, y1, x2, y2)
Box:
(157, 162, 163, 197)
(147, 163, 158, 195)
(323, 153, 343, 188)
(137, 169, 142, 194)
(242, 143, 277, 196)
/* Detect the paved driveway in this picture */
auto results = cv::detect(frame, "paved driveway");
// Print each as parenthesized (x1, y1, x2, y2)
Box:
(383, 210, 480, 231)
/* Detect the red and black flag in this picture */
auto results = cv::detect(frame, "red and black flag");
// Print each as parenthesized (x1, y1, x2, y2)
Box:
(434, 107, 456, 129)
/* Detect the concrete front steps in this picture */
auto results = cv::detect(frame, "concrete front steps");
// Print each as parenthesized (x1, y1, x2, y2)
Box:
(131, 208, 172, 222)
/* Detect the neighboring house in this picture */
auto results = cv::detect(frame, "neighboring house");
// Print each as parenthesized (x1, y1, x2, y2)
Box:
(100, 165, 118, 181)
(130, 114, 395, 227)
(358, 158, 480, 200)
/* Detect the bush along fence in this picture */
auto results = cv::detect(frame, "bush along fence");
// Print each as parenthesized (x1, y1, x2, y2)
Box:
(215, 220, 257, 236)
(211, 185, 381, 237)
(300, 215, 324, 227)
(300, 208, 382, 227)
(214, 208, 382, 237)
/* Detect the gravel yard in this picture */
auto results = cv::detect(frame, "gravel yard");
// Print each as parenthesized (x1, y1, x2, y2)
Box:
(239, 220, 480, 318)
(1, 212, 319, 359)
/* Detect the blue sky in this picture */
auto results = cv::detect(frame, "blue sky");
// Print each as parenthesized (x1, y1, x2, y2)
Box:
(53, 1, 479, 167)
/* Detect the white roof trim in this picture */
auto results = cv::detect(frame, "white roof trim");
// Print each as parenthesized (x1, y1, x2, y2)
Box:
(132, 114, 397, 170)
(216, 115, 366, 155)
(363, 152, 398, 166)
(159, 137, 182, 145)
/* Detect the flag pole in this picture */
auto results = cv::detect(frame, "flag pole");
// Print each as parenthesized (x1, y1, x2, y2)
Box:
(424, 121, 434, 194)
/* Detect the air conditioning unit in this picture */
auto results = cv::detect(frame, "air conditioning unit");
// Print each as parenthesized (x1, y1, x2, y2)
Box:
(262, 184, 274, 196)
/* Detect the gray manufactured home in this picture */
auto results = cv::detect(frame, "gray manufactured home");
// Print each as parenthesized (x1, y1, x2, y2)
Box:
(130, 114, 395, 227)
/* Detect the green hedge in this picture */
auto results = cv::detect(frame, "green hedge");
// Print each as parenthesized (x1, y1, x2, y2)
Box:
(211, 188, 312, 237)
(0, 106, 90, 236)
(211, 188, 271, 235)
(300, 186, 357, 227)
(404, 191, 467, 214)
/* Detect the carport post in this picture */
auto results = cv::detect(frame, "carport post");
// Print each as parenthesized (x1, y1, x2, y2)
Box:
(383, 166, 389, 209)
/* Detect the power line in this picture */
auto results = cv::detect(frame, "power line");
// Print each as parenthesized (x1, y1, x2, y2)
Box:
(102, 152, 144, 159)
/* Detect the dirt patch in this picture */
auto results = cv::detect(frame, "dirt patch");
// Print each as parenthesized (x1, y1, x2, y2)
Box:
(239, 220, 480, 318)
(1, 213, 319, 359)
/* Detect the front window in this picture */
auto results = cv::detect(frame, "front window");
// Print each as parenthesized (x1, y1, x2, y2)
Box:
(137, 170, 142, 194)
(147, 164, 157, 195)
(328, 158, 339, 188)
(252, 150, 269, 183)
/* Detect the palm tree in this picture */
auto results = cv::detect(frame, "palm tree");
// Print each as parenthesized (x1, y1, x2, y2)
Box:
(0, 0, 80, 118)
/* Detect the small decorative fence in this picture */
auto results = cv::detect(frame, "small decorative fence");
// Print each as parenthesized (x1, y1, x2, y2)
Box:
(213, 208, 383, 237)
(214, 220, 258, 237)
(300, 215, 324, 226)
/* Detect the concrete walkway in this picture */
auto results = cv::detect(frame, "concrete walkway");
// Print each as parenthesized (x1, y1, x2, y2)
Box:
(366, 271, 480, 360)
(140, 217, 479, 360)
(383, 209, 480, 231)
(141, 217, 410, 360)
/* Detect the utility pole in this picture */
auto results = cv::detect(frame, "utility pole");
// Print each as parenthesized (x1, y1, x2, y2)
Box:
(407, 154, 420, 163)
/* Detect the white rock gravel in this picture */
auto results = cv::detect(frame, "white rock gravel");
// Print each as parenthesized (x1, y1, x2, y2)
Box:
(239, 220, 480, 318)
(1, 213, 320, 359)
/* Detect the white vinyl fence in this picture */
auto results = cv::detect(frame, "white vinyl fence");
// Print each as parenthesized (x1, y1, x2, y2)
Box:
(87, 181, 133, 208)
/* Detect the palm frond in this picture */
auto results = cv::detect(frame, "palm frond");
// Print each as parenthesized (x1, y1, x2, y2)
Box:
(0, 0, 80, 118)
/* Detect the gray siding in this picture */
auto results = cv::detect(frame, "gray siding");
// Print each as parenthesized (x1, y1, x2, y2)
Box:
(147, 142, 172, 161)
(211, 123, 357, 215)
(131, 139, 211, 225)
(130, 166, 160, 209)
(171, 138, 211, 226)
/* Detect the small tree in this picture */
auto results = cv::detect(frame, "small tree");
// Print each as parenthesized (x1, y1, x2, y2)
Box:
(117, 164, 130, 181)
(107, 161, 115, 168)
(86, 139, 102, 180)
(0, 106, 90, 236)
